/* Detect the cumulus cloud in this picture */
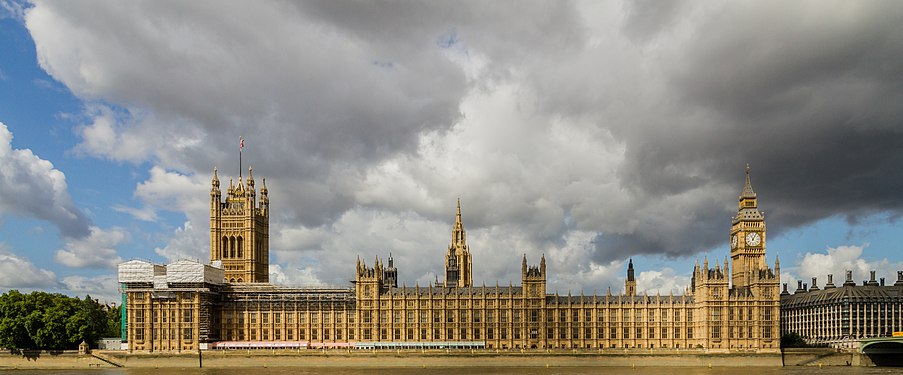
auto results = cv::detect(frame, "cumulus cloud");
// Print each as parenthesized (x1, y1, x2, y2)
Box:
(0, 243, 57, 289)
(131, 167, 209, 262)
(636, 268, 692, 295)
(60, 274, 121, 304)
(153, 221, 207, 262)
(20, 1, 903, 291)
(55, 226, 126, 269)
(0, 122, 89, 237)
(0, 0, 26, 21)
(790, 244, 903, 290)
(268, 264, 323, 287)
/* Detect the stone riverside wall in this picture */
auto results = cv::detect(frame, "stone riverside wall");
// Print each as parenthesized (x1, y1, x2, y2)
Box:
(0, 351, 116, 369)
(96, 349, 783, 368)
(780, 348, 859, 367)
(11, 349, 886, 369)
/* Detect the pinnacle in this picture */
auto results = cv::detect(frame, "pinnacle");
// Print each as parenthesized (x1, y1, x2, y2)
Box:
(741, 163, 756, 198)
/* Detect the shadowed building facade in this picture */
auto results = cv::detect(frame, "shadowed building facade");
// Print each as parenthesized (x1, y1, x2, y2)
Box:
(119, 165, 780, 353)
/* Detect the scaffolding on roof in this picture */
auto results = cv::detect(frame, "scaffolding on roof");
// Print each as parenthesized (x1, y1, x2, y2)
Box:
(118, 260, 163, 283)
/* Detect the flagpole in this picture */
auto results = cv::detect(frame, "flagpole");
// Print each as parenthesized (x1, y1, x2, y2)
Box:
(239, 137, 243, 180)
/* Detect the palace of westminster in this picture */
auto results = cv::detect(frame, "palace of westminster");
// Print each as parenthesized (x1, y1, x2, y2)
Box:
(118, 161, 903, 353)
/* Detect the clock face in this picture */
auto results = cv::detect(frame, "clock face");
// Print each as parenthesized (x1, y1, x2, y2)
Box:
(745, 232, 761, 247)
(731, 235, 738, 249)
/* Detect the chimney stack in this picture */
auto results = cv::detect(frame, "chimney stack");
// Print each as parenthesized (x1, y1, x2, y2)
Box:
(867, 270, 879, 286)
(825, 274, 835, 289)
(809, 277, 819, 291)
(844, 270, 855, 286)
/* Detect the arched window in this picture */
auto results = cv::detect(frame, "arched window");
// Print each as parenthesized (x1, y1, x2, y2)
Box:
(237, 236, 243, 258)
(229, 236, 236, 258)
(222, 237, 228, 258)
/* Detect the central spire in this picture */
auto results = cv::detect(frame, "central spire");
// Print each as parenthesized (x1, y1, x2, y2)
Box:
(445, 197, 472, 287)
(452, 197, 465, 245)
(741, 163, 756, 199)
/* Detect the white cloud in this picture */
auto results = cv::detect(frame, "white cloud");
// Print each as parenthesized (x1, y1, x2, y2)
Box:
(130, 167, 210, 262)
(134, 166, 209, 215)
(0, 0, 26, 21)
(792, 244, 903, 289)
(0, 122, 89, 237)
(55, 226, 126, 268)
(60, 274, 121, 304)
(112, 204, 159, 222)
(636, 268, 691, 295)
(546, 231, 624, 294)
(0, 243, 58, 289)
(268, 264, 323, 287)
(154, 220, 206, 262)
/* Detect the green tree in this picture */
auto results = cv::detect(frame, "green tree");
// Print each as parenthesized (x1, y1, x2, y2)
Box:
(105, 304, 122, 338)
(0, 291, 120, 350)
(781, 332, 808, 348)
(0, 290, 29, 349)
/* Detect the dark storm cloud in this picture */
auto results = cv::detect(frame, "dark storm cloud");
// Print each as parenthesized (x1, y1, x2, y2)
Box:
(22, 0, 903, 286)
(622, 0, 687, 42)
(591, 1, 903, 262)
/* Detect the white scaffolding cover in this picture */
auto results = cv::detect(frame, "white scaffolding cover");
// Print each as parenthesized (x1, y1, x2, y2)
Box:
(167, 259, 224, 285)
(118, 260, 163, 283)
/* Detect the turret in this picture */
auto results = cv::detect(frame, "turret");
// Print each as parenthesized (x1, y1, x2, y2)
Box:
(259, 177, 269, 215)
(522, 255, 546, 298)
(625, 258, 637, 296)
(383, 253, 398, 289)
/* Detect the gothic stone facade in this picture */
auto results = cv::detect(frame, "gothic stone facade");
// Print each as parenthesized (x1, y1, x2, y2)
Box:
(119, 166, 779, 352)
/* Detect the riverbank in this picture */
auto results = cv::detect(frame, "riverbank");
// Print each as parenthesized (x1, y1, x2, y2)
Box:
(0, 351, 114, 369)
(7, 349, 877, 370)
(19, 349, 783, 369)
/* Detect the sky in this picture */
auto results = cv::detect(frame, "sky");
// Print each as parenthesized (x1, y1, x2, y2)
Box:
(1, 0, 903, 303)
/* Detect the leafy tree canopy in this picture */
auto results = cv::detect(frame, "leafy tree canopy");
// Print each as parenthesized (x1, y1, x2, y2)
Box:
(0, 290, 119, 350)
(781, 332, 808, 348)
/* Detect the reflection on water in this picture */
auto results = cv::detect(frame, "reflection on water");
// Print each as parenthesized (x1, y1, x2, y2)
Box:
(5, 367, 902, 375)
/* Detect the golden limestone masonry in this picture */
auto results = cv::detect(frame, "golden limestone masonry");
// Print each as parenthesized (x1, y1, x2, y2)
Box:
(117, 164, 780, 352)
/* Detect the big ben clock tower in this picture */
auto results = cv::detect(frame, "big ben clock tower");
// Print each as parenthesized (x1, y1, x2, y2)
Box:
(730, 164, 766, 288)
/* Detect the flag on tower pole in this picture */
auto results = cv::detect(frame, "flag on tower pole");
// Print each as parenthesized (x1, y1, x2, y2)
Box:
(239, 136, 244, 179)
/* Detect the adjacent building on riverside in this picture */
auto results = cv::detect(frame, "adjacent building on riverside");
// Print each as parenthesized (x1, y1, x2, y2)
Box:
(118, 164, 780, 353)
(780, 270, 903, 348)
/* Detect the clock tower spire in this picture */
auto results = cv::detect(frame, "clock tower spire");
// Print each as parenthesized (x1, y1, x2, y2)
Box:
(730, 164, 766, 287)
